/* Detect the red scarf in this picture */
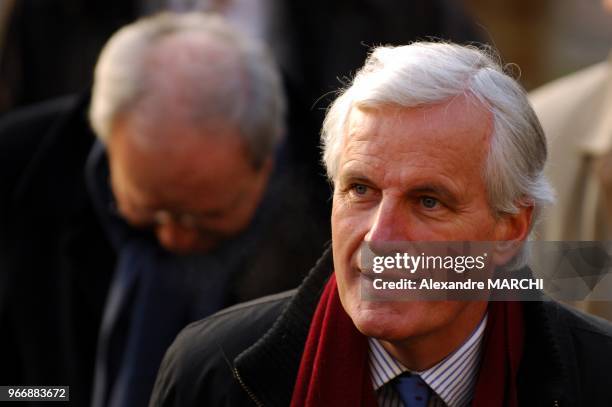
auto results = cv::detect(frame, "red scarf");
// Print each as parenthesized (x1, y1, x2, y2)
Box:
(472, 301, 524, 407)
(290, 274, 524, 407)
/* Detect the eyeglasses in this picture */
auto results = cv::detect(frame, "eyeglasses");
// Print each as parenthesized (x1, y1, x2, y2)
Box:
(109, 201, 206, 230)
(152, 210, 201, 228)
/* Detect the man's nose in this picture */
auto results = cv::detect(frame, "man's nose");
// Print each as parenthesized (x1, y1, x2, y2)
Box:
(365, 198, 410, 244)
(155, 222, 200, 253)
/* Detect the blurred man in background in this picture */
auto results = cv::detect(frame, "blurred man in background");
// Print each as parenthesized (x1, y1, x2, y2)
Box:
(530, 0, 612, 321)
(0, 12, 328, 407)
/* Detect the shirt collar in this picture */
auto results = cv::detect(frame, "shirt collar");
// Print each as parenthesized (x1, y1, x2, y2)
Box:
(368, 313, 487, 407)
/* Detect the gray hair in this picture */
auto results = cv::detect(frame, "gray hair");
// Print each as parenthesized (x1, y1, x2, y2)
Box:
(322, 42, 555, 266)
(89, 12, 285, 167)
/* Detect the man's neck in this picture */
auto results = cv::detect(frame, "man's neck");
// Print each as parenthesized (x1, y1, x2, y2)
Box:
(380, 301, 488, 371)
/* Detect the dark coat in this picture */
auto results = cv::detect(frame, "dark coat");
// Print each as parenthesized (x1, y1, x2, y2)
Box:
(0, 95, 330, 406)
(150, 248, 612, 407)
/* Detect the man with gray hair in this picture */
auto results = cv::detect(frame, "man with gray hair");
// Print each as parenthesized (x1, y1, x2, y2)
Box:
(89, 12, 284, 253)
(0, 12, 328, 407)
(150, 42, 612, 406)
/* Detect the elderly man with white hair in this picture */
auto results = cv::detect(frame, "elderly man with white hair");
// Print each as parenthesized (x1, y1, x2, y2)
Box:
(0, 12, 329, 407)
(150, 42, 612, 407)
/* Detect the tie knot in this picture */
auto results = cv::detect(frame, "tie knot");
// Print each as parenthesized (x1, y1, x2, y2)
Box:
(393, 373, 431, 407)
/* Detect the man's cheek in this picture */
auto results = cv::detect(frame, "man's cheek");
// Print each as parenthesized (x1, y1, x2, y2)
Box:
(333, 213, 368, 241)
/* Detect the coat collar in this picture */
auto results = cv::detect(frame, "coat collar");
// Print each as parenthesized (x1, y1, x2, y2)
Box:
(233, 245, 333, 406)
(520, 299, 578, 406)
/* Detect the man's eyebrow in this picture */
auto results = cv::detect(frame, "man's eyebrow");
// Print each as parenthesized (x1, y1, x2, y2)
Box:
(337, 170, 375, 186)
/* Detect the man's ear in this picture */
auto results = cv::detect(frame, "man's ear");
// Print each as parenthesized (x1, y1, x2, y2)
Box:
(492, 204, 534, 266)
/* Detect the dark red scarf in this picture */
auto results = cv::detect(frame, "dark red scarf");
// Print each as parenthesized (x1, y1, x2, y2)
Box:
(472, 301, 524, 407)
(290, 274, 524, 407)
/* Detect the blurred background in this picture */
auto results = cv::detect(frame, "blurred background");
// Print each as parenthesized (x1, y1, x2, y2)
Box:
(466, 0, 612, 90)
(0, 0, 611, 115)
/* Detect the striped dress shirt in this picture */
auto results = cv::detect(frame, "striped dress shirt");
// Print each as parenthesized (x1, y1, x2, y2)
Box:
(368, 314, 487, 407)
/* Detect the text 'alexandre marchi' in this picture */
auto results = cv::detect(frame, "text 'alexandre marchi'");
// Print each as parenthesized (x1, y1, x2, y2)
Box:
(372, 278, 544, 291)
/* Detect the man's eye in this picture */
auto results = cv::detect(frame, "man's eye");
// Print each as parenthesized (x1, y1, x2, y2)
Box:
(352, 184, 369, 195)
(421, 196, 439, 209)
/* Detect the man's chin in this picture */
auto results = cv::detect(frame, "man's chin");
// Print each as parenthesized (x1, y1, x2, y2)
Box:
(348, 301, 427, 342)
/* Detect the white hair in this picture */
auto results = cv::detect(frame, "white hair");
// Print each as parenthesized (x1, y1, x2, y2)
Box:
(89, 12, 285, 167)
(322, 42, 555, 267)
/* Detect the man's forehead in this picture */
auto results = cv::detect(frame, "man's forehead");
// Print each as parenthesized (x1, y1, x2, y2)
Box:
(337, 97, 493, 189)
(109, 117, 252, 204)
(348, 95, 492, 134)
(116, 106, 244, 152)
(344, 97, 492, 153)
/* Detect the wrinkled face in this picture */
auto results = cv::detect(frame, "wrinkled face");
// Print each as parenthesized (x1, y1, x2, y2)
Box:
(331, 97, 506, 343)
(107, 116, 270, 254)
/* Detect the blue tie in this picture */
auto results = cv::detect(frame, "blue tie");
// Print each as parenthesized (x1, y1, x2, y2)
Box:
(393, 373, 431, 407)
